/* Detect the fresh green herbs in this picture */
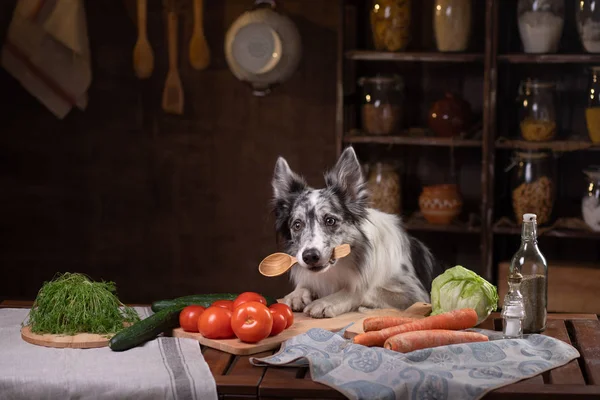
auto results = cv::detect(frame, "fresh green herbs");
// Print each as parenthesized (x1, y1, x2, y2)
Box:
(26, 272, 140, 335)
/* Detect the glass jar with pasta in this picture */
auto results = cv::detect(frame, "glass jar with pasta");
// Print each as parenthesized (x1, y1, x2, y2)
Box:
(366, 161, 401, 215)
(509, 151, 556, 226)
(370, 0, 411, 52)
(517, 79, 558, 142)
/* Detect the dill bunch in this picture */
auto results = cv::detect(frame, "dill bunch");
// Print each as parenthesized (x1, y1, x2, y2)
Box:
(26, 272, 141, 335)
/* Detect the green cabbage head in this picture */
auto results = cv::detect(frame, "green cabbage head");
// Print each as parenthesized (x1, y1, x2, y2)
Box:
(430, 265, 499, 325)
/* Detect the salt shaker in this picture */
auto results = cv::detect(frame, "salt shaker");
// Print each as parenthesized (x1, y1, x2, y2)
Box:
(504, 213, 548, 334)
(501, 271, 525, 338)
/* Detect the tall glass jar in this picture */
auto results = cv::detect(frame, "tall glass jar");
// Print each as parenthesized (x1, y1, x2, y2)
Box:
(433, 0, 472, 52)
(582, 166, 600, 231)
(509, 151, 556, 226)
(517, 0, 564, 53)
(370, 0, 411, 52)
(358, 75, 404, 135)
(366, 161, 401, 215)
(585, 67, 600, 143)
(576, 0, 600, 53)
(517, 79, 558, 141)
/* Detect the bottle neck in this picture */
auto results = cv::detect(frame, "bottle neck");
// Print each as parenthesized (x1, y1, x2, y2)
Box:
(521, 220, 537, 244)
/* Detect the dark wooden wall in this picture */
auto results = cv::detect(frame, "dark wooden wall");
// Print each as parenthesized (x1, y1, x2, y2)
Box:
(0, 0, 339, 303)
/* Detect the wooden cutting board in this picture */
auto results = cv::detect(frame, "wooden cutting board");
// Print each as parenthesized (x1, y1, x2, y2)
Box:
(171, 302, 432, 355)
(20, 325, 112, 349)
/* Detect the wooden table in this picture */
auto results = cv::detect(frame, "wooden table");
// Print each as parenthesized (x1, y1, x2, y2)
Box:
(2, 301, 599, 399)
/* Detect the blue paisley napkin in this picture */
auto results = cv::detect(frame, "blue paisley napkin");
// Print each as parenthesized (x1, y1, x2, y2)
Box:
(249, 327, 580, 400)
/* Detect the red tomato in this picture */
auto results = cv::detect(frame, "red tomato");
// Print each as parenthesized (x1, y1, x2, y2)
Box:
(230, 301, 273, 343)
(233, 292, 267, 310)
(197, 306, 235, 339)
(211, 300, 234, 311)
(269, 303, 294, 328)
(269, 309, 287, 337)
(179, 305, 205, 332)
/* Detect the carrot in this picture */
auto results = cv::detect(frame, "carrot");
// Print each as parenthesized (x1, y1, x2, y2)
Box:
(384, 329, 489, 352)
(363, 316, 416, 332)
(352, 308, 479, 347)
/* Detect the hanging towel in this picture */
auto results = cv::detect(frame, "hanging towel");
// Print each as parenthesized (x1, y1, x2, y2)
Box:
(1, 0, 92, 119)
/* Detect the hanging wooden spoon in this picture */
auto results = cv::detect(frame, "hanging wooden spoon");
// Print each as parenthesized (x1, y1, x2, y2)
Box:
(259, 244, 351, 277)
(161, 7, 184, 114)
(189, 0, 210, 70)
(133, 0, 154, 79)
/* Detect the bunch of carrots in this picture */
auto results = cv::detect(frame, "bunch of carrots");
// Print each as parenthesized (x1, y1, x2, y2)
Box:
(352, 308, 489, 353)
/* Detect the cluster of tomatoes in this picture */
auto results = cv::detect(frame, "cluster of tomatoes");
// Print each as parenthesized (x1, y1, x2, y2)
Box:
(178, 292, 294, 343)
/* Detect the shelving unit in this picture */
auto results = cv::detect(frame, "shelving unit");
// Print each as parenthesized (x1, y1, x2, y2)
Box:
(336, 0, 600, 287)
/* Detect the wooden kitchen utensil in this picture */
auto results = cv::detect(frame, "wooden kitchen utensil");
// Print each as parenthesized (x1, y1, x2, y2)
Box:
(172, 301, 432, 355)
(21, 325, 112, 349)
(189, 0, 210, 70)
(161, 7, 184, 114)
(133, 0, 154, 79)
(258, 244, 351, 277)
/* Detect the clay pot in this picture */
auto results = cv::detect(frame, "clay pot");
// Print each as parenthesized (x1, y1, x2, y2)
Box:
(427, 93, 472, 137)
(418, 184, 463, 225)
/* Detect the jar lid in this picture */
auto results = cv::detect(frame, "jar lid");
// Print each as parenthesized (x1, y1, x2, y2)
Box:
(523, 79, 556, 89)
(514, 150, 550, 160)
(583, 165, 600, 179)
(358, 74, 404, 87)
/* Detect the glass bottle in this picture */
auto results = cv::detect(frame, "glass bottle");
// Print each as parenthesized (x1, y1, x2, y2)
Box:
(517, 79, 558, 142)
(507, 213, 548, 334)
(358, 75, 405, 135)
(576, 0, 600, 53)
(585, 67, 600, 143)
(501, 270, 525, 339)
(433, 0, 472, 52)
(517, 0, 564, 53)
(370, 0, 411, 52)
(582, 166, 600, 231)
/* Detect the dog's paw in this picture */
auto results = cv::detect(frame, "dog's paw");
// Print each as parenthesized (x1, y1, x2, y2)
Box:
(303, 299, 347, 318)
(283, 288, 312, 312)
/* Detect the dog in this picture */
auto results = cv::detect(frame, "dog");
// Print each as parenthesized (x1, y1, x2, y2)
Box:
(271, 146, 444, 318)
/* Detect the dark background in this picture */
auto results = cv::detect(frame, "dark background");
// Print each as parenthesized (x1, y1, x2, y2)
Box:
(0, 0, 339, 303)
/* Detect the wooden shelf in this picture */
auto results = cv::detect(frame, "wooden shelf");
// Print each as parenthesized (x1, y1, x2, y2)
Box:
(344, 133, 482, 147)
(493, 225, 600, 239)
(495, 139, 600, 152)
(498, 53, 600, 64)
(403, 213, 481, 234)
(345, 50, 484, 62)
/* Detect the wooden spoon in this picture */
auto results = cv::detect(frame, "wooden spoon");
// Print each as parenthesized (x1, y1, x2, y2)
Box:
(161, 8, 184, 114)
(189, 0, 210, 70)
(133, 0, 154, 79)
(259, 244, 351, 277)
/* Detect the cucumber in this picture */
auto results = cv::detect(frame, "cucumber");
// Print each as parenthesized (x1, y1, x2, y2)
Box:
(109, 305, 182, 352)
(151, 293, 278, 313)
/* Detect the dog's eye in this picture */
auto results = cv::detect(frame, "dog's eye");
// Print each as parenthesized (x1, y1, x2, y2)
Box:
(325, 217, 336, 226)
(292, 220, 303, 231)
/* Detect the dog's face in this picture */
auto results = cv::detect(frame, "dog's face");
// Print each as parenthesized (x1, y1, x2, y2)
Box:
(271, 147, 369, 273)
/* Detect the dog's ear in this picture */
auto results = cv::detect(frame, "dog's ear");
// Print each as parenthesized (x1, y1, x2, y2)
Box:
(272, 156, 307, 200)
(325, 146, 369, 209)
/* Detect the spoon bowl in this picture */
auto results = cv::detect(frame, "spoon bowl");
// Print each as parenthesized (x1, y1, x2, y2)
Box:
(259, 244, 351, 277)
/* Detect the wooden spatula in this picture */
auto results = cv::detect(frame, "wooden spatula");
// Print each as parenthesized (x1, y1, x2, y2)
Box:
(161, 8, 184, 114)
(189, 0, 210, 70)
(133, 0, 154, 79)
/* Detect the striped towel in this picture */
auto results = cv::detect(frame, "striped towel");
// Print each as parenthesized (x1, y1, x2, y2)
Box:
(1, 0, 92, 119)
(0, 307, 218, 400)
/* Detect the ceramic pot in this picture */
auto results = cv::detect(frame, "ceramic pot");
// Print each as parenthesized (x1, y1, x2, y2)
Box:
(427, 92, 472, 137)
(418, 184, 463, 225)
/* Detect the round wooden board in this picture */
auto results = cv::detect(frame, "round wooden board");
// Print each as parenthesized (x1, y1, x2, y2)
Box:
(20, 325, 113, 349)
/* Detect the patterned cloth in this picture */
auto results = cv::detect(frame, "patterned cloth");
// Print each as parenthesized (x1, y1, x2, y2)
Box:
(0, 307, 218, 400)
(250, 327, 580, 400)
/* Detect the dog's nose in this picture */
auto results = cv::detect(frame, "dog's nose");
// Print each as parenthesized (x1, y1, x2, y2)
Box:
(302, 248, 321, 266)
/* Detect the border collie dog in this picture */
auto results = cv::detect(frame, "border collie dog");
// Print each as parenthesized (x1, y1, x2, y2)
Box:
(271, 146, 444, 318)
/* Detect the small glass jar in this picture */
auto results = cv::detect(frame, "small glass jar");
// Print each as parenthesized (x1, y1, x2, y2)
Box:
(433, 0, 472, 52)
(517, 79, 558, 142)
(509, 151, 556, 226)
(577, 0, 600, 53)
(517, 0, 564, 53)
(582, 166, 600, 231)
(370, 0, 411, 52)
(358, 75, 404, 135)
(585, 67, 600, 143)
(366, 161, 401, 215)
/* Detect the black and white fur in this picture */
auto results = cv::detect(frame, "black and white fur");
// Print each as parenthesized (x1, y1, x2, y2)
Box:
(271, 146, 444, 318)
